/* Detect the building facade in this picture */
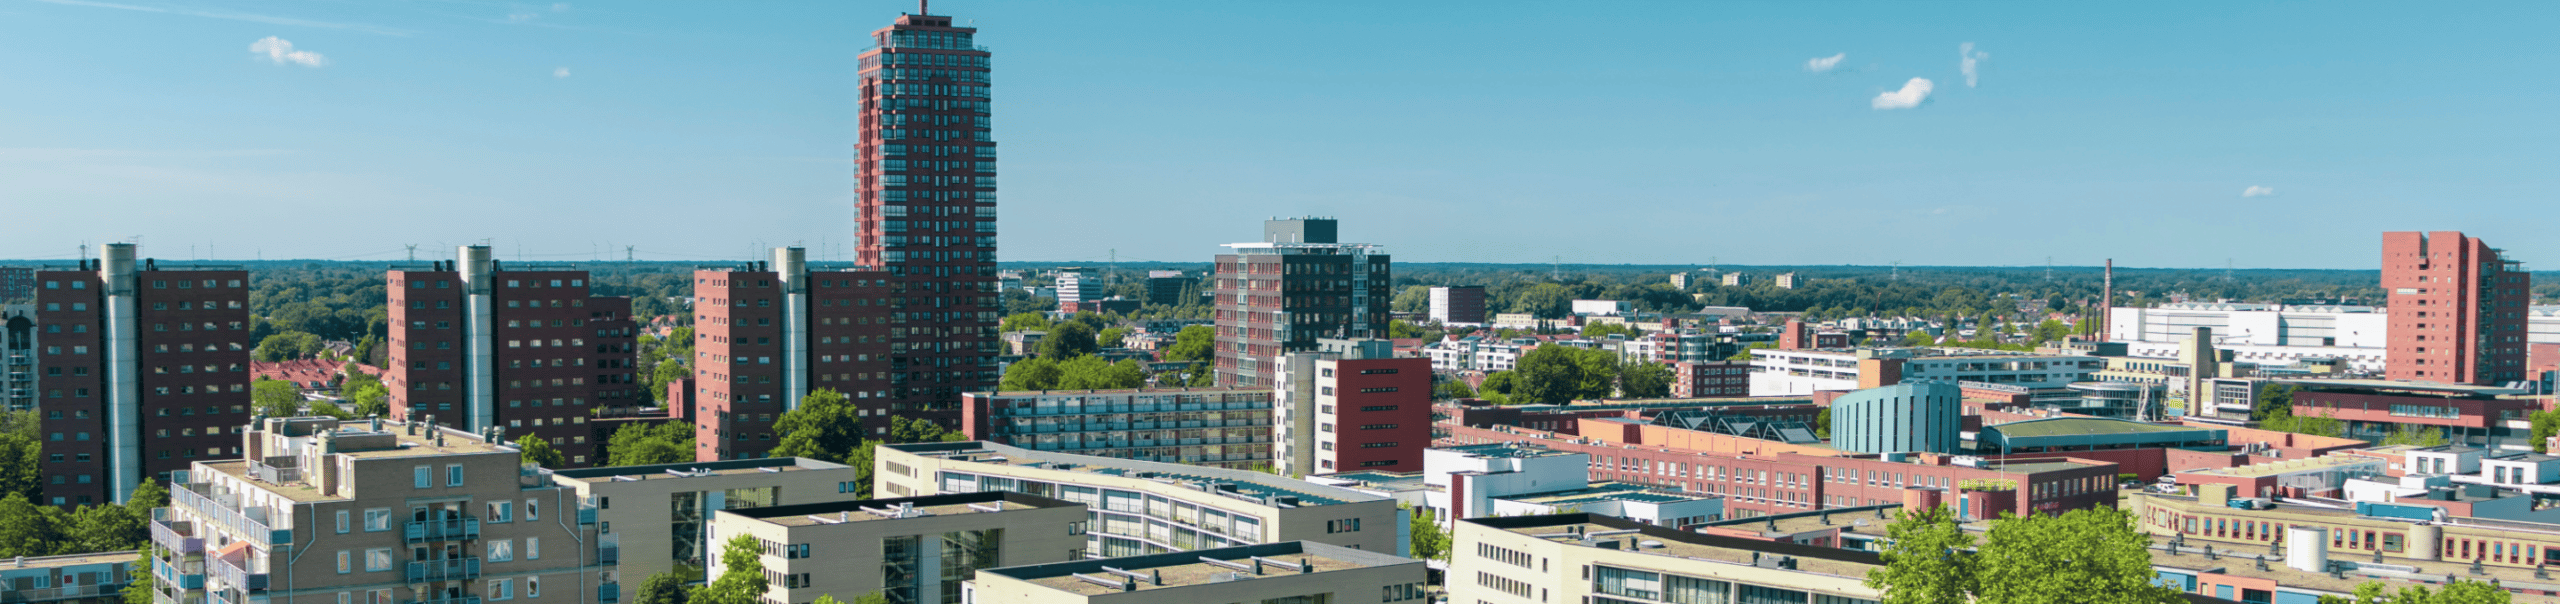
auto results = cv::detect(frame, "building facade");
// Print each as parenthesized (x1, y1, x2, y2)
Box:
(1450, 514, 1885, 604)
(875, 441, 1407, 558)
(1273, 339, 1431, 476)
(23, 243, 250, 505)
(1748, 347, 2104, 397)
(154, 418, 614, 604)
(386, 246, 640, 467)
(687, 248, 897, 461)
(543, 457, 863, 584)
(1670, 361, 1750, 398)
(709, 491, 1085, 604)
(853, 8, 1002, 420)
(967, 541, 1425, 604)
(2382, 231, 2529, 385)
(1427, 286, 1485, 326)
(1212, 218, 1390, 388)
(958, 388, 1273, 469)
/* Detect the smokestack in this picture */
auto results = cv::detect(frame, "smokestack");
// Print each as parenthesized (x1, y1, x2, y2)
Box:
(2101, 259, 2114, 343)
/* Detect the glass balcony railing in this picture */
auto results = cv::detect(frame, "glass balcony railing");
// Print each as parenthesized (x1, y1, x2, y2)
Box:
(153, 558, 204, 590)
(169, 483, 290, 546)
(403, 518, 480, 543)
(405, 558, 482, 583)
(0, 583, 129, 604)
(210, 557, 266, 591)
(598, 543, 618, 564)
(576, 506, 596, 526)
(596, 584, 619, 603)
(150, 514, 203, 554)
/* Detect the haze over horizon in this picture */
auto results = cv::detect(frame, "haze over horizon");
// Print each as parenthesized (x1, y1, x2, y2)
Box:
(4, 0, 2551, 269)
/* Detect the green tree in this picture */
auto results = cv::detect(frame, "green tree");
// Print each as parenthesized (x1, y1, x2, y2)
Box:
(2262, 407, 2347, 438)
(252, 331, 325, 362)
(2531, 410, 2560, 453)
(847, 593, 892, 604)
(607, 422, 694, 467)
(1581, 322, 1636, 340)
(1815, 407, 1834, 439)
(0, 411, 45, 502)
(1509, 283, 1574, 319)
(342, 376, 389, 418)
(2251, 383, 2300, 422)
(693, 536, 767, 604)
(2320, 579, 2511, 604)
(1433, 379, 1477, 400)
(1618, 362, 1673, 399)
(1390, 285, 1431, 314)
(2381, 423, 2449, 447)
(771, 390, 867, 462)
(305, 399, 353, 419)
(633, 571, 691, 604)
(1040, 321, 1099, 360)
(1510, 346, 1588, 405)
(891, 416, 963, 444)
(1000, 357, 1063, 392)
(1728, 342, 1774, 361)
(121, 548, 157, 604)
(0, 494, 58, 557)
(1389, 319, 1425, 339)
(1901, 329, 1939, 347)
(65, 499, 145, 554)
(1866, 505, 1976, 604)
(1096, 327, 1130, 349)
(1972, 507, 2181, 604)
(514, 434, 565, 469)
(1405, 504, 1451, 561)
(1163, 325, 1215, 363)
(1000, 312, 1052, 332)
(1478, 371, 1519, 405)
(1055, 357, 1147, 390)
(251, 378, 304, 417)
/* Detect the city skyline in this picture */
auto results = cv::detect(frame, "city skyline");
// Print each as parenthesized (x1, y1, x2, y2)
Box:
(5, 0, 2556, 269)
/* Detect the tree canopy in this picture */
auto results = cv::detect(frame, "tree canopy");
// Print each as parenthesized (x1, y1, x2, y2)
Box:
(513, 434, 564, 469)
(607, 422, 694, 466)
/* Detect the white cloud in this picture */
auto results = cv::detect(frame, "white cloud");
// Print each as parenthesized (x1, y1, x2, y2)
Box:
(553, 67, 571, 78)
(1805, 53, 1845, 73)
(248, 36, 326, 67)
(2242, 186, 2276, 198)
(1872, 78, 1932, 110)
(1961, 42, 1988, 87)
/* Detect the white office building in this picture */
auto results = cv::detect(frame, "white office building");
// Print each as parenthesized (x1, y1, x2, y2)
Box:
(1748, 348, 2104, 396)
(2107, 303, 2389, 372)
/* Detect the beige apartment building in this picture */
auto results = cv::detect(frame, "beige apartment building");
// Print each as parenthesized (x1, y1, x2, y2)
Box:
(543, 457, 861, 584)
(1449, 513, 1882, 604)
(966, 541, 1425, 604)
(155, 417, 614, 604)
(876, 442, 1406, 558)
(708, 491, 1085, 604)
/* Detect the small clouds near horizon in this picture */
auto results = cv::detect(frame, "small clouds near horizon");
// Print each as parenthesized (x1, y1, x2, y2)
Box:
(1961, 42, 1988, 87)
(1872, 78, 1932, 110)
(248, 36, 324, 67)
(553, 67, 571, 78)
(1805, 53, 1844, 73)
(2242, 186, 2276, 198)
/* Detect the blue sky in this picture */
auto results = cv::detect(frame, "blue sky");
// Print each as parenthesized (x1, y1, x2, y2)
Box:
(2, 0, 2552, 269)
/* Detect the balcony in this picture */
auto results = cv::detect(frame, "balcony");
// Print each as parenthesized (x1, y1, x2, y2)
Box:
(150, 514, 203, 554)
(245, 458, 300, 485)
(407, 597, 481, 604)
(406, 558, 482, 583)
(597, 584, 619, 603)
(152, 559, 204, 590)
(0, 583, 128, 603)
(403, 518, 481, 543)
(169, 483, 290, 546)
(210, 557, 267, 591)
(598, 542, 618, 564)
(150, 591, 203, 604)
(577, 506, 597, 525)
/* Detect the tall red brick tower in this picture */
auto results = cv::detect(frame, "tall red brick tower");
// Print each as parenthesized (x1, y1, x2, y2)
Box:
(852, 7, 997, 423)
(2382, 231, 2529, 385)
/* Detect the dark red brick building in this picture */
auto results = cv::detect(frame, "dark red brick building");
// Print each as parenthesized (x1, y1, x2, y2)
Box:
(1213, 218, 1392, 388)
(386, 246, 639, 466)
(19, 243, 250, 505)
(2382, 231, 2529, 385)
(1671, 360, 1750, 398)
(852, 8, 1002, 414)
(688, 249, 894, 460)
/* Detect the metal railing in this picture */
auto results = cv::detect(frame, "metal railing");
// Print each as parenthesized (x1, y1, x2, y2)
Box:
(169, 483, 290, 545)
(210, 556, 266, 591)
(0, 583, 128, 603)
(599, 543, 618, 564)
(405, 557, 482, 583)
(150, 516, 203, 554)
(246, 459, 300, 485)
(404, 518, 481, 543)
(152, 559, 204, 590)
(597, 584, 619, 603)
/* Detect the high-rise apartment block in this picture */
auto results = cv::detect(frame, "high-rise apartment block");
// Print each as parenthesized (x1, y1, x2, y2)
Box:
(1054, 270, 1088, 310)
(10, 243, 250, 505)
(154, 417, 617, 604)
(1427, 286, 1485, 326)
(688, 248, 896, 461)
(853, 8, 1001, 412)
(1213, 218, 1390, 388)
(2382, 231, 2529, 385)
(385, 246, 639, 467)
(1144, 270, 1189, 306)
(1274, 339, 1430, 476)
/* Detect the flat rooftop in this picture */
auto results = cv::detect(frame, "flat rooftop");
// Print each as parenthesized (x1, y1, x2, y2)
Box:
(1479, 514, 1884, 586)
(2185, 455, 2379, 479)
(548, 457, 851, 482)
(1442, 443, 1576, 459)
(1504, 482, 1719, 506)
(1989, 417, 2207, 438)
(984, 541, 1415, 596)
(718, 491, 1072, 527)
(2282, 378, 2529, 396)
(888, 441, 1384, 508)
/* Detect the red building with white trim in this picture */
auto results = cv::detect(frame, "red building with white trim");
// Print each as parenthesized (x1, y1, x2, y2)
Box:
(2381, 231, 2529, 385)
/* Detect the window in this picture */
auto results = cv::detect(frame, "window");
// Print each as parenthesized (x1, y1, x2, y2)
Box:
(364, 549, 392, 572)
(447, 464, 465, 487)
(336, 510, 350, 533)
(365, 509, 391, 532)
(487, 501, 513, 523)
(488, 540, 514, 562)
(336, 550, 351, 574)
(489, 579, 512, 601)
(1359, 424, 1399, 430)
(526, 537, 539, 560)
(527, 577, 540, 598)
(1327, 518, 1361, 533)
(413, 466, 431, 489)
(525, 499, 540, 521)
(1359, 405, 1399, 412)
